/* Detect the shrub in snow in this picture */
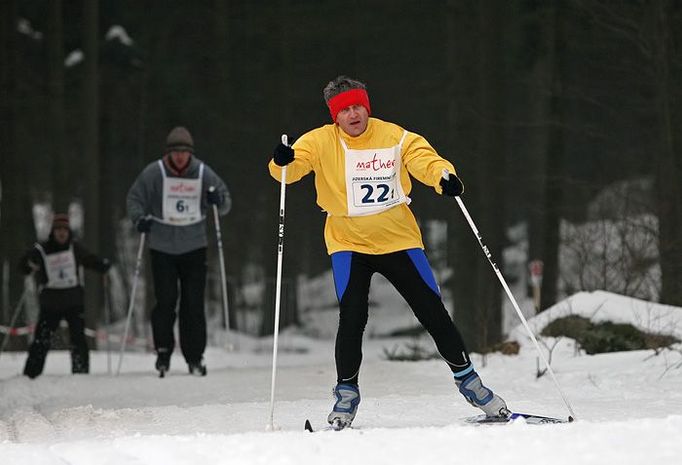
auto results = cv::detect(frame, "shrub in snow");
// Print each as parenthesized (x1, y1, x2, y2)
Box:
(542, 315, 678, 354)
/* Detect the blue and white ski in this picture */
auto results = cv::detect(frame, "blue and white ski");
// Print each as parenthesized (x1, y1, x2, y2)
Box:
(304, 419, 353, 432)
(463, 412, 573, 425)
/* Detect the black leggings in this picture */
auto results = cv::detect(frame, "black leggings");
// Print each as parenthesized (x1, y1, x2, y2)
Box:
(24, 305, 89, 378)
(331, 248, 471, 385)
(150, 247, 207, 364)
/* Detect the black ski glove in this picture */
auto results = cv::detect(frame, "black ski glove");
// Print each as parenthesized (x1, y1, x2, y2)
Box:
(206, 188, 221, 205)
(136, 217, 153, 233)
(24, 260, 40, 275)
(273, 142, 294, 167)
(439, 173, 464, 197)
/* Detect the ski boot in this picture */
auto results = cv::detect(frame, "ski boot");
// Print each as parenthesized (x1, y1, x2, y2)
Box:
(71, 352, 90, 374)
(456, 371, 509, 418)
(327, 383, 361, 430)
(155, 350, 171, 378)
(188, 358, 207, 377)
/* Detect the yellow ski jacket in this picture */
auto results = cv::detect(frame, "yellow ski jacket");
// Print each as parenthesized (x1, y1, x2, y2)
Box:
(268, 117, 458, 255)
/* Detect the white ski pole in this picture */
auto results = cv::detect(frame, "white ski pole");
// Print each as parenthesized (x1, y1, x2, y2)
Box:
(103, 273, 112, 375)
(116, 231, 146, 376)
(267, 134, 288, 431)
(445, 170, 577, 421)
(0, 285, 29, 360)
(209, 186, 233, 350)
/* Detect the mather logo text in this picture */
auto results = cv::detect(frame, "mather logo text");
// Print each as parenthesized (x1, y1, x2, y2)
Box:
(356, 153, 396, 171)
(170, 183, 197, 193)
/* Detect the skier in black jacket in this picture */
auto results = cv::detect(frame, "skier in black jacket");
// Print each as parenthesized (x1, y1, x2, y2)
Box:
(20, 213, 111, 378)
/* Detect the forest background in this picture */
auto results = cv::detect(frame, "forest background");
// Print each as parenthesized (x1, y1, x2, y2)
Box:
(1, 0, 680, 352)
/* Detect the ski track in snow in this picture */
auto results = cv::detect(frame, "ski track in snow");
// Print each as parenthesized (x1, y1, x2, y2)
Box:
(1, 318, 682, 464)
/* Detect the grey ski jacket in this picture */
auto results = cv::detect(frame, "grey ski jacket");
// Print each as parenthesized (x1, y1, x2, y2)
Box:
(126, 155, 231, 254)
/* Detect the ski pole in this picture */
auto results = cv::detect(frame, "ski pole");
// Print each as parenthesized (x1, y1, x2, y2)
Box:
(116, 230, 146, 376)
(267, 133, 288, 431)
(446, 171, 577, 421)
(209, 186, 233, 350)
(0, 285, 29, 360)
(103, 273, 112, 375)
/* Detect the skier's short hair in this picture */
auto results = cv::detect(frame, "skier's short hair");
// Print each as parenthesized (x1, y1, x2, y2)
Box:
(323, 76, 367, 103)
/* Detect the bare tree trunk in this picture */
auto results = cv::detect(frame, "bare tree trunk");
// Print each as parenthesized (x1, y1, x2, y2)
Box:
(651, 1, 682, 306)
(539, 0, 567, 311)
(211, 0, 235, 329)
(445, 1, 509, 350)
(46, 0, 69, 212)
(0, 0, 32, 343)
(522, 2, 552, 300)
(445, 0, 480, 350)
(83, 0, 102, 345)
(473, 0, 507, 348)
(276, 0, 299, 330)
(446, 0, 508, 351)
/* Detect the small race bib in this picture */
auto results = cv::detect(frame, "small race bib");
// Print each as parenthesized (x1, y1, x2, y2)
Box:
(159, 161, 204, 225)
(37, 244, 79, 289)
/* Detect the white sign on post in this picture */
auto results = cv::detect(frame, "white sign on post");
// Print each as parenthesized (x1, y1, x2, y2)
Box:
(529, 259, 544, 313)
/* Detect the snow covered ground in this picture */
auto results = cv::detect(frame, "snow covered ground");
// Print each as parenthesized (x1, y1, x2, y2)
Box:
(2, 292, 682, 464)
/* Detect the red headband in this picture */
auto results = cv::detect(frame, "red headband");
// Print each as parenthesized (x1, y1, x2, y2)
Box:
(327, 89, 371, 122)
(52, 213, 70, 229)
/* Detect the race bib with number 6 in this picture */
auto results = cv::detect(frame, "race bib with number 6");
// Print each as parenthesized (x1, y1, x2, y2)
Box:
(159, 161, 205, 225)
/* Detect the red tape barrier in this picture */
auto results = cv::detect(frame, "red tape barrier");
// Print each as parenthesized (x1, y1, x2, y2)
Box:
(0, 323, 148, 346)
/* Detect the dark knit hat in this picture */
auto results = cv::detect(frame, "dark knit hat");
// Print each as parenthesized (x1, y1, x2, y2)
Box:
(165, 126, 194, 153)
(52, 213, 70, 230)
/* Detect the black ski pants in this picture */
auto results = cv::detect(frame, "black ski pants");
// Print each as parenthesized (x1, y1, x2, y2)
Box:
(150, 247, 207, 365)
(331, 248, 471, 385)
(24, 305, 89, 378)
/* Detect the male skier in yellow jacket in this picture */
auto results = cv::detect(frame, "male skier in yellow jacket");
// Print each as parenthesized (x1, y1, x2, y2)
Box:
(268, 75, 508, 429)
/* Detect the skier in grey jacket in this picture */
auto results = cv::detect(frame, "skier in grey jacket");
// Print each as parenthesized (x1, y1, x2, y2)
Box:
(127, 126, 231, 376)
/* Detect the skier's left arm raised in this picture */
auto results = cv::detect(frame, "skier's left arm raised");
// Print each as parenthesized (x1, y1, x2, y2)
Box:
(268, 134, 316, 184)
(402, 132, 464, 197)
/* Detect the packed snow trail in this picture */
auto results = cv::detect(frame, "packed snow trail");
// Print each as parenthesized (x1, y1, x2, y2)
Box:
(2, 322, 682, 464)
